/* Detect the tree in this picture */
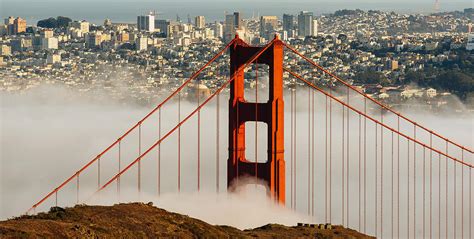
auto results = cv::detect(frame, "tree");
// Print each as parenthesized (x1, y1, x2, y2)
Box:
(354, 71, 389, 86)
(404, 71, 426, 85)
(37, 16, 72, 29)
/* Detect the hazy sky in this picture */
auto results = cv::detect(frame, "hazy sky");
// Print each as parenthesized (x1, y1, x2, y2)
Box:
(1, 0, 473, 24)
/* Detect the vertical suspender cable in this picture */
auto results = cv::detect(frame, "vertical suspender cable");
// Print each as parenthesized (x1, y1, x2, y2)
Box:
(364, 97, 367, 233)
(439, 153, 441, 239)
(461, 149, 463, 239)
(454, 148, 456, 239)
(158, 109, 161, 196)
(289, 87, 291, 209)
(312, 83, 315, 218)
(413, 125, 416, 239)
(375, 121, 378, 238)
(178, 89, 181, 192)
(423, 145, 426, 239)
(198, 81, 201, 192)
(342, 104, 345, 226)
(138, 124, 141, 195)
(308, 86, 311, 216)
(359, 113, 362, 232)
(346, 87, 350, 228)
(255, 62, 258, 181)
(118, 141, 121, 197)
(381, 109, 384, 238)
(430, 133, 432, 239)
(216, 92, 220, 193)
(391, 130, 394, 239)
(98, 157, 101, 190)
(76, 174, 79, 204)
(407, 138, 410, 239)
(397, 116, 400, 238)
(294, 84, 297, 210)
(329, 84, 332, 223)
(325, 95, 328, 220)
(445, 142, 448, 239)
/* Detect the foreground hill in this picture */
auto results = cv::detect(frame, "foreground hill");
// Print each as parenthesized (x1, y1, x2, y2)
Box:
(0, 203, 373, 238)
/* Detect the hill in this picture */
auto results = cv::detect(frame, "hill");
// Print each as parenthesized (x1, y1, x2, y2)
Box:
(0, 203, 373, 238)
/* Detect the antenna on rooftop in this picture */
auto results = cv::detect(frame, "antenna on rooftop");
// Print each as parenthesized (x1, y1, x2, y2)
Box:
(434, 0, 440, 13)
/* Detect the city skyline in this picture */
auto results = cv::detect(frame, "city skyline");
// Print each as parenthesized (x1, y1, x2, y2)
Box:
(2, 0, 472, 25)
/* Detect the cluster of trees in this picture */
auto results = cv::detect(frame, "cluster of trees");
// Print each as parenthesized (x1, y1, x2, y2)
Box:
(354, 52, 474, 99)
(333, 9, 364, 17)
(37, 16, 72, 29)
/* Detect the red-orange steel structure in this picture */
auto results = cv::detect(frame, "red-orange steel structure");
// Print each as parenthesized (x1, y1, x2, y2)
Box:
(227, 36, 285, 204)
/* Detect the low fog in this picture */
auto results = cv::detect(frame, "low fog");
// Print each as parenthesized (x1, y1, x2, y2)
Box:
(1, 83, 473, 237)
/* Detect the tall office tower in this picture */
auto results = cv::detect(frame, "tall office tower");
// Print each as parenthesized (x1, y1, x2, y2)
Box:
(233, 12, 241, 29)
(224, 14, 236, 42)
(283, 14, 295, 37)
(13, 17, 26, 34)
(214, 22, 224, 38)
(297, 11, 314, 37)
(312, 19, 318, 36)
(195, 16, 205, 29)
(260, 16, 278, 40)
(137, 14, 155, 32)
(155, 19, 171, 37)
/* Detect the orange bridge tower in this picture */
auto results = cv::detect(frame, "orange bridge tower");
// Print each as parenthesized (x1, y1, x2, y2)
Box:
(227, 35, 285, 204)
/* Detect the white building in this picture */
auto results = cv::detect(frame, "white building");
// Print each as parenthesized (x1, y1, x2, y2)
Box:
(195, 16, 205, 29)
(425, 88, 437, 98)
(41, 37, 58, 50)
(467, 34, 474, 51)
(0, 44, 11, 56)
(312, 19, 318, 36)
(214, 22, 223, 38)
(137, 14, 155, 32)
(135, 36, 148, 51)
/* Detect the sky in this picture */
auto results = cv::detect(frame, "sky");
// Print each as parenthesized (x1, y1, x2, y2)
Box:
(1, 0, 473, 25)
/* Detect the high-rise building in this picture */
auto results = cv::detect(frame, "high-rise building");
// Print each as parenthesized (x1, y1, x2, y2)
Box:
(154, 19, 171, 37)
(137, 14, 155, 32)
(260, 16, 278, 40)
(214, 22, 224, 38)
(283, 14, 294, 37)
(195, 16, 205, 29)
(13, 17, 26, 34)
(233, 12, 241, 29)
(297, 11, 313, 37)
(224, 14, 236, 42)
(312, 19, 318, 36)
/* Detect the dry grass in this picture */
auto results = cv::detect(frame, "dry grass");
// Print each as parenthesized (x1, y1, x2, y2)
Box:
(0, 203, 373, 238)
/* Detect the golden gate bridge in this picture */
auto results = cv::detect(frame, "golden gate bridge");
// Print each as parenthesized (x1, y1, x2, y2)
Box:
(26, 35, 472, 238)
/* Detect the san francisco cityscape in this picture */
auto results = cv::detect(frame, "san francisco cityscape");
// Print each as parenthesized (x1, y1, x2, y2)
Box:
(1, 0, 473, 238)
